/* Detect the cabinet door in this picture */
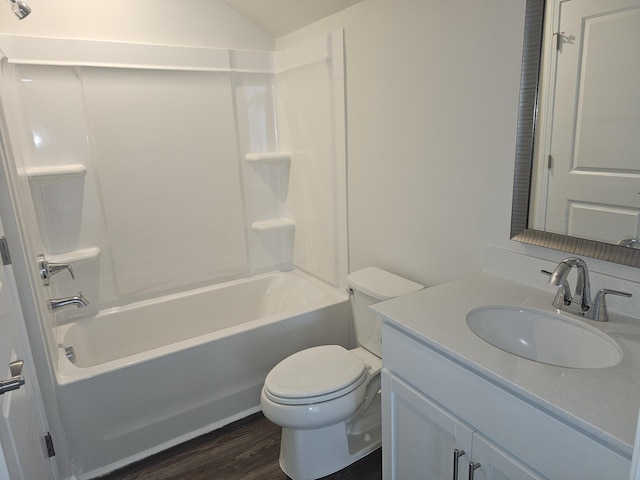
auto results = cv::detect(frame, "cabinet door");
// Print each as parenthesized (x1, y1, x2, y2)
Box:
(382, 370, 473, 480)
(471, 432, 546, 480)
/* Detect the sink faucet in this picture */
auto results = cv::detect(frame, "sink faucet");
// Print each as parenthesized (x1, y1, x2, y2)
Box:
(617, 236, 638, 248)
(543, 257, 631, 321)
(549, 257, 592, 313)
(48, 293, 89, 312)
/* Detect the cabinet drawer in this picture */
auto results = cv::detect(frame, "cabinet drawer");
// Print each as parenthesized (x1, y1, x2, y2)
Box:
(382, 322, 630, 480)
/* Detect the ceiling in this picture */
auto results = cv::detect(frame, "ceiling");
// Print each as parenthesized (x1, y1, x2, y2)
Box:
(222, 0, 364, 38)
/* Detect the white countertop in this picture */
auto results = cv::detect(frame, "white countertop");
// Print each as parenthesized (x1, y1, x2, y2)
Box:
(372, 272, 640, 457)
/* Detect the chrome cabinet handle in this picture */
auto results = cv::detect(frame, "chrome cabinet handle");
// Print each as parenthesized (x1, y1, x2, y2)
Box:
(0, 360, 25, 395)
(468, 461, 481, 480)
(38, 254, 74, 286)
(452, 449, 465, 479)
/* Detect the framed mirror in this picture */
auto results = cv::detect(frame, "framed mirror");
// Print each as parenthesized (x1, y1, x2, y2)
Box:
(510, 0, 640, 268)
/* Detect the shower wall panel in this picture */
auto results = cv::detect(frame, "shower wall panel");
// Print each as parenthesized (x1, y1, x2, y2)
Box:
(275, 32, 348, 287)
(1, 33, 347, 311)
(235, 73, 293, 273)
(81, 69, 248, 297)
(9, 64, 113, 319)
(11, 62, 251, 304)
(11, 65, 100, 256)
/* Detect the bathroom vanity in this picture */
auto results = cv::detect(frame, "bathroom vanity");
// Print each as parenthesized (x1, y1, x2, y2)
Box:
(373, 273, 639, 479)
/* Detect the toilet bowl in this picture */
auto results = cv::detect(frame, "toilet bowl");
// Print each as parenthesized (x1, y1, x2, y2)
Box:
(261, 267, 423, 480)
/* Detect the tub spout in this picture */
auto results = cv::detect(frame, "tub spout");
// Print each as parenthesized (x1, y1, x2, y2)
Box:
(48, 293, 89, 312)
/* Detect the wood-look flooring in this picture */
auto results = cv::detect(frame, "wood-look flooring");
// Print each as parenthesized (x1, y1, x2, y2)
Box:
(97, 413, 382, 480)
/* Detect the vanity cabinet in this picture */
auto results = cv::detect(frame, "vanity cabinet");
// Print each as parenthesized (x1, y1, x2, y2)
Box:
(381, 322, 631, 480)
(382, 369, 473, 479)
(383, 371, 544, 480)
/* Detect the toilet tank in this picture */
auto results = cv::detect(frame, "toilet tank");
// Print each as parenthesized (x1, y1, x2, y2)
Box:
(347, 267, 423, 357)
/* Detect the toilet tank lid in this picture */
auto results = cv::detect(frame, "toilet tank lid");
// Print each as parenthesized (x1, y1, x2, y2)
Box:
(347, 267, 423, 300)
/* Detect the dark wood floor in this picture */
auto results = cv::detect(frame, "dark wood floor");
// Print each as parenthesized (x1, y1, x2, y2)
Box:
(97, 413, 382, 480)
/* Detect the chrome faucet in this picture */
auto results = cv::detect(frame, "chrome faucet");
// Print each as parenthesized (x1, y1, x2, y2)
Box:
(617, 236, 638, 248)
(543, 257, 631, 321)
(38, 254, 74, 286)
(549, 257, 592, 313)
(48, 293, 89, 312)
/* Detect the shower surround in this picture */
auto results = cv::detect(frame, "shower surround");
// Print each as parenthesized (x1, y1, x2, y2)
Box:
(0, 31, 348, 478)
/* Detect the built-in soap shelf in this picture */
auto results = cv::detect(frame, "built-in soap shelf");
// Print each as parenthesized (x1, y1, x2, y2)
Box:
(250, 219, 295, 268)
(245, 152, 291, 166)
(245, 153, 294, 269)
(44, 247, 100, 265)
(251, 218, 295, 233)
(23, 164, 87, 186)
(22, 164, 88, 254)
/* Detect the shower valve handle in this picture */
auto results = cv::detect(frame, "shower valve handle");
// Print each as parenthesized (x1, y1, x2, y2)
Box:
(38, 254, 75, 286)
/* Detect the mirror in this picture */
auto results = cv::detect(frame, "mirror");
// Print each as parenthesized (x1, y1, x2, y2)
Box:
(510, 0, 640, 268)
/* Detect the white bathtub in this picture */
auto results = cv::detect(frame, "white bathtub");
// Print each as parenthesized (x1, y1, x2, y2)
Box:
(53, 269, 351, 479)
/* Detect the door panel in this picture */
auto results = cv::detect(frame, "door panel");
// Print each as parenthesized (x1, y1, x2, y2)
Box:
(545, 0, 640, 244)
(0, 229, 56, 479)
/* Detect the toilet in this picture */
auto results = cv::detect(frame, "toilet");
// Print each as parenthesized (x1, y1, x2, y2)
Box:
(261, 267, 423, 480)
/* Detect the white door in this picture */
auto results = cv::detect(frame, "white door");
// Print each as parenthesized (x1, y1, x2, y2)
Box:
(545, 0, 640, 244)
(0, 226, 57, 479)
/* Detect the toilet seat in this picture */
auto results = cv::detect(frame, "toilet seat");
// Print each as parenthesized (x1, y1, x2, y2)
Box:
(263, 345, 367, 405)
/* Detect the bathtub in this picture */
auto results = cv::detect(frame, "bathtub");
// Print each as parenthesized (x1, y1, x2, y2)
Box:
(53, 269, 351, 479)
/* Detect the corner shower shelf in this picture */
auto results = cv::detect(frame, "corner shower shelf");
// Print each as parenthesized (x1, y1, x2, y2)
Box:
(245, 152, 291, 166)
(24, 164, 87, 186)
(251, 219, 295, 233)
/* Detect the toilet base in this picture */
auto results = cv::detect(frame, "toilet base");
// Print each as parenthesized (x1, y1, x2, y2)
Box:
(278, 402, 381, 480)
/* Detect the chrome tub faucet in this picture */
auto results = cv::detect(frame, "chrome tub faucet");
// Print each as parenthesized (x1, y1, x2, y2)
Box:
(48, 293, 89, 312)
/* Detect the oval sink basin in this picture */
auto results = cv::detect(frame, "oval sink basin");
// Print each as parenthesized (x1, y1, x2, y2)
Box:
(466, 305, 622, 369)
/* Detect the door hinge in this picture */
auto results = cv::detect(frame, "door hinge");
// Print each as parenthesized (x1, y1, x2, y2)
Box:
(43, 432, 55, 458)
(0, 237, 11, 266)
(547, 154, 553, 170)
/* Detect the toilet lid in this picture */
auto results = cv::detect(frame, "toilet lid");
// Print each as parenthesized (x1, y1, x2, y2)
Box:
(264, 345, 366, 404)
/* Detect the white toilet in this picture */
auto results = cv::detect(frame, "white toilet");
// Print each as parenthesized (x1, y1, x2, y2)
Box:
(261, 267, 423, 480)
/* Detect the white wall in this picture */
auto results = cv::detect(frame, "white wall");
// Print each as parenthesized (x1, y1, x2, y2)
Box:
(277, 0, 640, 290)
(277, 0, 525, 286)
(0, 0, 275, 50)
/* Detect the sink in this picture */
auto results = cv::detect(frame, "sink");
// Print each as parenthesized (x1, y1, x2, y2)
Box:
(466, 305, 623, 369)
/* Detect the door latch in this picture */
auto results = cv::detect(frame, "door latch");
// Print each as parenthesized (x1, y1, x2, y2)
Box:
(0, 359, 25, 395)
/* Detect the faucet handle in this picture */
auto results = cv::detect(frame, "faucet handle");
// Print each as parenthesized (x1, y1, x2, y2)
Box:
(590, 289, 632, 322)
(38, 254, 75, 286)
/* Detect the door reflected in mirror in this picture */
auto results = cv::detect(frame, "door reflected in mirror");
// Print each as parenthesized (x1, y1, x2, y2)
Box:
(528, 0, 640, 246)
